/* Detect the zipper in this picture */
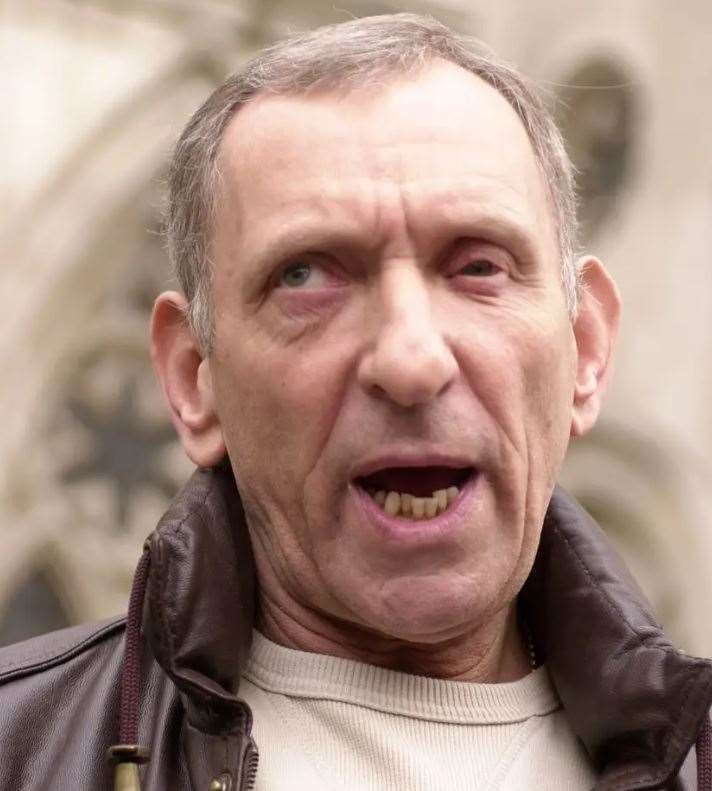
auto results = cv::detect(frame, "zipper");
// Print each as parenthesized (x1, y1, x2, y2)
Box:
(240, 739, 259, 791)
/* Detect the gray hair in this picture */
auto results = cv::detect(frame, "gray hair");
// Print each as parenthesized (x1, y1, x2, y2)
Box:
(166, 13, 579, 353)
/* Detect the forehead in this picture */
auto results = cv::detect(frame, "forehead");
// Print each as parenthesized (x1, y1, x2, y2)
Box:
(217, 59, 555, 256)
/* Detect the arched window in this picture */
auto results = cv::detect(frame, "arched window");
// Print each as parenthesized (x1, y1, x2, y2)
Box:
(45, 180, 191, 534)
(556, 57, 637, 241)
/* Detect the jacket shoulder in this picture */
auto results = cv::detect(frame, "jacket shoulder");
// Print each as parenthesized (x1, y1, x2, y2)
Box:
(0, 616, 126, 685)
(0, 618, 130, 787)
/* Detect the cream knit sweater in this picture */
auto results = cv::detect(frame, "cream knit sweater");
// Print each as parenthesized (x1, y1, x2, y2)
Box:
(240, 631, 596, 790)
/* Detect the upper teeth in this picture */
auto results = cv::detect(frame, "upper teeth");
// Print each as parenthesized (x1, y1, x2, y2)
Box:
(370, 487, 459, 519)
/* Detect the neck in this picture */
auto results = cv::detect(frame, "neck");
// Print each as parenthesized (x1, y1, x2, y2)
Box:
(257, 591, 531, 683)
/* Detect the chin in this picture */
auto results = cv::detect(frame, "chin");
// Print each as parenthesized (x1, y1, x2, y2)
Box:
(351, 574, 499, 645)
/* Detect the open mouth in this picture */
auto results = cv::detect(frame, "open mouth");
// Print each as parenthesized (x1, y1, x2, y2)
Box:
(355, 466, 474, 520)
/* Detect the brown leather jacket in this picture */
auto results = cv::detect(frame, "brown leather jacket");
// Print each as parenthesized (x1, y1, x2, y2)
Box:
(1, 466, 711, 790)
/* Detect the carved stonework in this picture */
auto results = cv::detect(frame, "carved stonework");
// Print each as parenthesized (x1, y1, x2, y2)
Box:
(53, 347, 183, 533)
(556, 58, 636, 242)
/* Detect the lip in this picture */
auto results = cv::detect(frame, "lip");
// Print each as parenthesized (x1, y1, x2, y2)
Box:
(349, 451, 476, 481)
(349, 470, 480, 543)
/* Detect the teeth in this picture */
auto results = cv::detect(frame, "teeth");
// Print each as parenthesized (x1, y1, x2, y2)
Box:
(369, 486, 460, 520)
(384, 491, 400, 516)
(411, 497, 425, 519)
(400, 493, 413, 516)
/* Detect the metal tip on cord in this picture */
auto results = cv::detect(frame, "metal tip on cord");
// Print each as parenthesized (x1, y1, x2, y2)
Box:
(113, 761, 141, 791)
(107, 744, 150, 791)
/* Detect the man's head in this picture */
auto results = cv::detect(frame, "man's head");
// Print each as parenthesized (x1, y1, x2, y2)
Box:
(152, 14, 619, 669)
(165, 13, 581, 355)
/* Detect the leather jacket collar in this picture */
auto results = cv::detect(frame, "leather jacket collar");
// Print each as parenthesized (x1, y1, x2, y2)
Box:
(142, 466, 712, 789)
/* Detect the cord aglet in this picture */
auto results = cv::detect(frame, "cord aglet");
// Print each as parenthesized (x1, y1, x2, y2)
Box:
(113, 761, 141, 791)
(107, 744, 149, 791)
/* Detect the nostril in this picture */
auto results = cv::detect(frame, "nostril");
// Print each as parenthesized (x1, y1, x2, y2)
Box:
(364, 375, 452, 409)
(357, 328, 457, 408)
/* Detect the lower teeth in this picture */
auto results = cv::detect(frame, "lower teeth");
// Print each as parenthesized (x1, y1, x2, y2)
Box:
(369, 487, 459, 519)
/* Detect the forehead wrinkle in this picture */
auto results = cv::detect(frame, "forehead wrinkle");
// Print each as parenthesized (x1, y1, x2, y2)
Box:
(235, 178, 549, 283)
(219, 68, 556, 272)
(391, 177, 548, 266)
(236, 179, 392, 265)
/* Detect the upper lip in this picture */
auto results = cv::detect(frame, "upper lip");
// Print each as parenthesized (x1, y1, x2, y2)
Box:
(350, 450, 477, 481)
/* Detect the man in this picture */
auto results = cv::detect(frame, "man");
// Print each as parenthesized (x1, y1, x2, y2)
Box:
(1, 12, 711, 791)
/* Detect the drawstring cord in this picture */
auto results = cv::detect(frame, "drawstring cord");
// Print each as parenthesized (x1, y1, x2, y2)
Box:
(697, 714, 712, 790)
(107, 547, 152, 791)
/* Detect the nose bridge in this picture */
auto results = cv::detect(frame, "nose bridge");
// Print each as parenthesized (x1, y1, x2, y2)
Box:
(359, 262, 457, 407)
(381, 261, 431, 337)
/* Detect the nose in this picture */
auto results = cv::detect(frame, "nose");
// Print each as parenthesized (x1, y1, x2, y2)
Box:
(357, 265, 458, 407)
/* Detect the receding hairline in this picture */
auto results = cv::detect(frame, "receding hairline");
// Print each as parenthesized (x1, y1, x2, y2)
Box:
(211, 57, 557, 252)
(217, 54, 538, 153)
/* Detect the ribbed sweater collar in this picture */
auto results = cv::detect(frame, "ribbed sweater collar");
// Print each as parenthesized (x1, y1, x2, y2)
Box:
(243, 630, 559, 725)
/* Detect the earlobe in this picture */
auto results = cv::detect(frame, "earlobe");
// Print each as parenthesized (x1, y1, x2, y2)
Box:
(150, 291, 226, 467)
(571, 257, 621, 437)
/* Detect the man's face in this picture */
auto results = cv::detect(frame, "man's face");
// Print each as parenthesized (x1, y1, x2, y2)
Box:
(208, 60, 577, 643)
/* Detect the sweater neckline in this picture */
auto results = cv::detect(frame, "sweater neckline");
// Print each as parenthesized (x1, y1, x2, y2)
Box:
(242, 630, 560, 725)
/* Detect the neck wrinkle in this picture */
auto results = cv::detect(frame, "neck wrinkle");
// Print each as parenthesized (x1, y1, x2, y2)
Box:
(257, 592, 531, 684)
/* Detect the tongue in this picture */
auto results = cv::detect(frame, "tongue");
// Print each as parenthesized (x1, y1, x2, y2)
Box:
(360, 466, 471, 498)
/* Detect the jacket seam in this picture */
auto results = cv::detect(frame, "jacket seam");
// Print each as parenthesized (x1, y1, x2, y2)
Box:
(662, 667, 712, 769)
(601, 671, 712, 790)
(598, 670, 698, 788)
(547, 514, 657, 644)
(550, 516, 712, 787)
(152, 474, 216, 676)
(151, 474, 251, 731)
(0, 617, 126, 681)
(164, 512, 207, 669)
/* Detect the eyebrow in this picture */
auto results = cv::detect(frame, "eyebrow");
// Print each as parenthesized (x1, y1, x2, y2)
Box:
(417, 185, 546, 254)
(240, 200, 545, 286)
(447, 213, 543, 269)
(246, 223, 363, 274)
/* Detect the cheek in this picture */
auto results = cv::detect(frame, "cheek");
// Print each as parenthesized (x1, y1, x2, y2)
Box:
(456, 309, 576, 473)
(484, 307, 574, 413)
(525, 319, 577, 423)
(211, 332, 352, 493)
(516, 319, 578, 495)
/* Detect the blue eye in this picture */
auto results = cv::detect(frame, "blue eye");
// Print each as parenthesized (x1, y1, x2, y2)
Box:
(460, 259, 498, 276)
(280, 263, 312, 288)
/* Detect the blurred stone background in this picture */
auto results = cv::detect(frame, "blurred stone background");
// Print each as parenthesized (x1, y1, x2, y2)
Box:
(2, 0, 712, 654)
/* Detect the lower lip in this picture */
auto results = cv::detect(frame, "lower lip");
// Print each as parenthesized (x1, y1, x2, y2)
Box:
(349, 473, 480, 543)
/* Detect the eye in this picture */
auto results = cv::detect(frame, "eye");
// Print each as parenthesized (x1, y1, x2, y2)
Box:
(277, 260, 333, 289)
(280, 262, 311, 288)
(458, 258, 500, 277)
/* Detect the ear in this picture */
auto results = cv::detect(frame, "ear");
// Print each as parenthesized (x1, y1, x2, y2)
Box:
(571, 257, 621, 437)
(150, 291, 226, 467)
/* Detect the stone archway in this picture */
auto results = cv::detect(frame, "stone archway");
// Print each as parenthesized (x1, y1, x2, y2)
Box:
(559, 423, 710, 654)
(0, 55, 227, 629)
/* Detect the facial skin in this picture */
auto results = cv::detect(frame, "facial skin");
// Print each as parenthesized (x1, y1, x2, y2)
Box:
(152, 59, 619, 682)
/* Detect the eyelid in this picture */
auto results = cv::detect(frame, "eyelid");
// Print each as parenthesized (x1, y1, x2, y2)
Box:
(446, 240, 513, 276)
(273, 253, 321, 281)
(273, 252, 346, 290)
